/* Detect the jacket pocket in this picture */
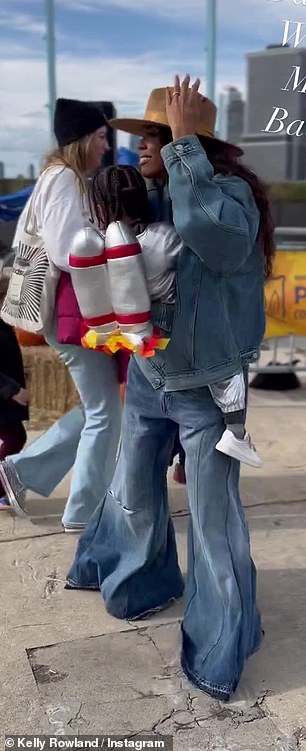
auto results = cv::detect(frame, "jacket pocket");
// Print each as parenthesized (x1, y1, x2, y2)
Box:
(151, 301, 175, 334)
(192, 274, 238, 369)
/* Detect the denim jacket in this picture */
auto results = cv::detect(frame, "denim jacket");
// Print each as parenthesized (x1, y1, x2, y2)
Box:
(137, 135, 265, 392)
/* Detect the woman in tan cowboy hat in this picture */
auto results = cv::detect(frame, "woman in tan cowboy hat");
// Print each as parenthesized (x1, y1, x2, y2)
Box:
(108, 84, 263, 469)
(67, 76, 275, 701)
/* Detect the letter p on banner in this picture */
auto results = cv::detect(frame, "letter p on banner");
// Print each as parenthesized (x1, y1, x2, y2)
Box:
(295, 286, 306, 304)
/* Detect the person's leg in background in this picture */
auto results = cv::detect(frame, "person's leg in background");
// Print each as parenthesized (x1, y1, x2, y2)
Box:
(0, 423, 27, 462)
(1, 335, 122, 527)
(0, 422, 27, 506)
(53, 341, 122, 531)
(167, 383, 261, 700)
(66, 357, 184, 617)
(0, 339, 121, 526)
(168, 427, 186, 484)
(0, 406, 85, 512)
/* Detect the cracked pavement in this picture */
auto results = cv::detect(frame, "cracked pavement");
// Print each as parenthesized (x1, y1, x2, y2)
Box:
(1, 386, 306, 749)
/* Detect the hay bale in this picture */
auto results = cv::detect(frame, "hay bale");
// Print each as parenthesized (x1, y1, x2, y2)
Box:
(22, 345, 80, 419)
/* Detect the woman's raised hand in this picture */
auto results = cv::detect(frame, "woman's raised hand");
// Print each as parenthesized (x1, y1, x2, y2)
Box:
(166, 74, 203, 141)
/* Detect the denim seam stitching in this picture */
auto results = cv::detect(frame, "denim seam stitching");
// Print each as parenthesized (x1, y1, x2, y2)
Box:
(179, 430, 198, 619)
(198, 429, 225, 661)
(179, 156, 247, 238)
(225, 457, 241, 682)
(185, 428, 224, 662)
(182, 654, 232, 695)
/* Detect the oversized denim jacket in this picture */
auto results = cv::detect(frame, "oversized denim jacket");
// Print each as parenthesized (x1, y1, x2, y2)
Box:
(136, 135, 265, 392)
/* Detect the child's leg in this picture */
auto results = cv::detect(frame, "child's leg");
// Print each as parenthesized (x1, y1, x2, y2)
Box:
(210, 375, 262, 468)
(178, 443, 186, 466)
(209, 373, 246, 432)
(169, 427, 186, 484)
(224, 409, 245, 439)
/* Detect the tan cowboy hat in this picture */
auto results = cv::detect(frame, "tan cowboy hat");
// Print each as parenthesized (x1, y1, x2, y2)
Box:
(109, 87, 243, 156)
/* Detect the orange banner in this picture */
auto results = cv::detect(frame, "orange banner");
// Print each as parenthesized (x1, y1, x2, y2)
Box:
(265, 250, 306, 338)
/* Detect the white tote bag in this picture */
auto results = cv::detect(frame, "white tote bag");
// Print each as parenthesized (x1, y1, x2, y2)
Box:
(1, 173, 60, 334)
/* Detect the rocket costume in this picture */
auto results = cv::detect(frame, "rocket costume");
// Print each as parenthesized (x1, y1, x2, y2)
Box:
(69, 220, 182, 353)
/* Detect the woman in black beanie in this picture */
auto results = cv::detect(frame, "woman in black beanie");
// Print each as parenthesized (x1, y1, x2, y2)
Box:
(0, 99, 122, 531)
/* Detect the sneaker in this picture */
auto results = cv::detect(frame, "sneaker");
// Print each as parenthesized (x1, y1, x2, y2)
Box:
(0, 459, 28, 517)
(215, 429, 262, 468)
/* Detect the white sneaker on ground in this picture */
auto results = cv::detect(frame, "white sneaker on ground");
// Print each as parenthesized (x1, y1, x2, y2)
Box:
(215, 429, 262, 468)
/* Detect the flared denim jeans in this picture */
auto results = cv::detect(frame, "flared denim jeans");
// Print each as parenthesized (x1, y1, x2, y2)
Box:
(67, 357, 261, 699)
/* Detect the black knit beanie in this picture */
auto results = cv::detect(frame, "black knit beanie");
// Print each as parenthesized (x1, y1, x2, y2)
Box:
(54, 98, 106, 147)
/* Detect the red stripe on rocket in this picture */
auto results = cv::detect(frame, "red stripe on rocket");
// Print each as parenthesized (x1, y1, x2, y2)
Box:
(69, 226, 117, 335)
(105, 221, 152, 334)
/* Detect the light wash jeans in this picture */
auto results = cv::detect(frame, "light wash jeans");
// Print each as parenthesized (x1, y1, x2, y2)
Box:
(66, 357, 262, 699)
(8, 336, 122, 529)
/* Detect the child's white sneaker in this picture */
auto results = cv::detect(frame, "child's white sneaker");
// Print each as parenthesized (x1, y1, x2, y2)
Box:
(215, 429, 262, 468)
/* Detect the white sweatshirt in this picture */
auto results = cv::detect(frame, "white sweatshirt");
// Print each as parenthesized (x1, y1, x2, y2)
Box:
(137, 222, 183, 303)
(13, 166, 92, 273)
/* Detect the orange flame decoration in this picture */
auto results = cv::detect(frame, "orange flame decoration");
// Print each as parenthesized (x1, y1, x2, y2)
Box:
(81, 328, 170, 358)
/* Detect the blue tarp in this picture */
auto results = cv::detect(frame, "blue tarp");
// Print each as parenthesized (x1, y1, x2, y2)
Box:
(117, 147, 139, 167)
(0, 185, 33, 222)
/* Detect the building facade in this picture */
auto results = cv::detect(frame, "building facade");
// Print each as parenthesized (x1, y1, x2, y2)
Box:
(217, 87, 245, 144)
(240, 45, 306, 180)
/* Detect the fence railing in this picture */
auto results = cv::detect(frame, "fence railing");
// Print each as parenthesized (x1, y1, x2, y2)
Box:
(274, 226, 306, 248)
(250, 227, 306, 375)
(250, 336, 306, 374)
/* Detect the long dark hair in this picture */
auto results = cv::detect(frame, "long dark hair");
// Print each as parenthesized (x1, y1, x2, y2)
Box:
(92, 164, 150, 228)
(159, 127, 275, 278)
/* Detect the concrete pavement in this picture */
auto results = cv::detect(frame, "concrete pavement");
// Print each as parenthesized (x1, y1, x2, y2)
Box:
(1, 383, 306, 750)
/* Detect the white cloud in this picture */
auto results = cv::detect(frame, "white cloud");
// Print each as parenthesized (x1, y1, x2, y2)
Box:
(0, 53, 203, 161)
(2, 0, 305, 30)
(0, 10, 45, 35)
(59, 0, 204, 18)
(0, 47, 246, 176)
(58, 0, 305, 28)
(0, 40, 41, 58)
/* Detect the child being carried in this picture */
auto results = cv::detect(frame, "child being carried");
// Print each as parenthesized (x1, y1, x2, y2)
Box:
(70, 165, 261, 469)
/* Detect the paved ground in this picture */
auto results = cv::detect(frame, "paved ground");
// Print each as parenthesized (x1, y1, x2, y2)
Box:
(1, 382, 306, 750)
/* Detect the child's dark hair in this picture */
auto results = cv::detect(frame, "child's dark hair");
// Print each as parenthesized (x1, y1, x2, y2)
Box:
(92, 165, 150, 228)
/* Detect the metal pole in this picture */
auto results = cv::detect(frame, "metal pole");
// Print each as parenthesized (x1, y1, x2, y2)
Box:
(206, 0, 216, 102)
(45, 0, 57, 140)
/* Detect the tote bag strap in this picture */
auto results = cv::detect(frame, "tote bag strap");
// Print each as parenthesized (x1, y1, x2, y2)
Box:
(22, 166, 66, 237)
